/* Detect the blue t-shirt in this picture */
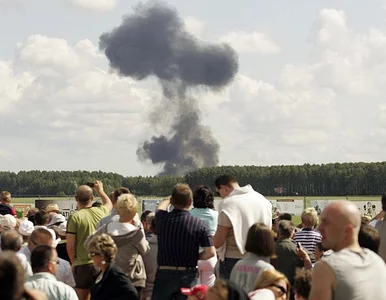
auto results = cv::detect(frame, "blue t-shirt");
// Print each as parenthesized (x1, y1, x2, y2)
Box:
(189, 208, 218, 236)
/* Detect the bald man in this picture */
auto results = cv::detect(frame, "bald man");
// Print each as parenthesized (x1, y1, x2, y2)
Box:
(309, 201, 386, 300)
(66, 181, 112, 300)
(1, 229, 32, 279)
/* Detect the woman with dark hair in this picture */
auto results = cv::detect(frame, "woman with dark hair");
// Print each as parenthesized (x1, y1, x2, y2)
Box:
(230, 223, 275, 293)
(190, 185, 218, 287)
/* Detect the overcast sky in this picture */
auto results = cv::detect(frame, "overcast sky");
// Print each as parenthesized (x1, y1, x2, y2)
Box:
(1, 0, 386, 176)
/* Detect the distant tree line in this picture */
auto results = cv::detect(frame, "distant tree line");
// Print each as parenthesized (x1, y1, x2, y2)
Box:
(0, 162, 386, 197)
(0, 170, 182, 197)
(185, 162, 386, 196)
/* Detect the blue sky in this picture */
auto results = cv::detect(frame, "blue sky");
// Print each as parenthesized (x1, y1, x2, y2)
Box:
(1, 0, 386, 176)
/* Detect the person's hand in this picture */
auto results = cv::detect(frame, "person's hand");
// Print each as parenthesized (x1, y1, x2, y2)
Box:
(157, 197, 171, 211)
(93, 180, 104, 195)
(296, 246, 310, 261)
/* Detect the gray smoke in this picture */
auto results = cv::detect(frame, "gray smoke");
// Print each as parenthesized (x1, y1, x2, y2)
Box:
(100, 1, 238, 175)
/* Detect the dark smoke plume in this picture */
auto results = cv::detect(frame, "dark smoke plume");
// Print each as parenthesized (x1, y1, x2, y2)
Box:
(100, 1, 238, 175)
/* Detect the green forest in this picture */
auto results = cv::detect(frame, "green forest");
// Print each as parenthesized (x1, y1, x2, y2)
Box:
(1, 161, 386, 197)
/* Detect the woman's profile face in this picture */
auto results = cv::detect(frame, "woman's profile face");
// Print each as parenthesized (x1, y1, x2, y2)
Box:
(90, 251, 106, 269)
(266, 279, 288, 300)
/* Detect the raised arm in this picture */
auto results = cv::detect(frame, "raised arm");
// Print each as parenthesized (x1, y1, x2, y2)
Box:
(157, 198, 171, 211)
(93, 180, 113, 211)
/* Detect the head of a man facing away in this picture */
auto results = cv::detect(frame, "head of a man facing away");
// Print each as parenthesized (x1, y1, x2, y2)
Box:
(170, 184, 193, 210)
(31, 245, 59, 276)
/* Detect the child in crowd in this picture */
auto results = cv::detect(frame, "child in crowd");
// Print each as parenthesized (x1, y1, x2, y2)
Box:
(293, 208, 322, 262)
(293, 269, 312, 300)
(230, 223, 275, 293)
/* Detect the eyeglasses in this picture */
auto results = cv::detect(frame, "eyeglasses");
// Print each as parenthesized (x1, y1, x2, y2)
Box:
(90, 252, 102, 257)
(270, 284, 287, 295)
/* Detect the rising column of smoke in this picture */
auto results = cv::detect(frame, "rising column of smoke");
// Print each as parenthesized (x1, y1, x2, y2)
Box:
(100, 1, 238, 175)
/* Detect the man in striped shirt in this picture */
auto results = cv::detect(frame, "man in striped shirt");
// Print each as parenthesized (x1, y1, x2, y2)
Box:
(294, 207, 322, 263)
(152, 184, 216, 300)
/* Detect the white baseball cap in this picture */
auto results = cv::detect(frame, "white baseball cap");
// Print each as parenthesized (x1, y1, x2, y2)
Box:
(47, 214, 66, 227)
(0, 214, 17, 230)
(18, 219, 34, 236)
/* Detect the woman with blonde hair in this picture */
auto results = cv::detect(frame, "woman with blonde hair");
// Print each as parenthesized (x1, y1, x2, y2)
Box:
(206, 279, 249, 300)
(249, 269, 290, 300)
(90, 194, 149, 295)
(87, 233, 138, 300)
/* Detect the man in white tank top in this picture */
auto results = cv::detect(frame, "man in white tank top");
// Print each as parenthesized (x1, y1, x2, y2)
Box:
(309, 200, 386, 300)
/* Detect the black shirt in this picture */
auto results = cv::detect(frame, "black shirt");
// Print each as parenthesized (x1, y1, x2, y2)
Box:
(156, 209, 213, 267)
(0, 203, 14, 216)
(91, 263, 138, 300)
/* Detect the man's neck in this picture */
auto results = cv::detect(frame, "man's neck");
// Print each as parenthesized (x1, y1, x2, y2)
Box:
(174, 206, 190, 211)
(35, 270, 54, 276)
(77, 202, 92, 210)
(335, 239, 362, 252)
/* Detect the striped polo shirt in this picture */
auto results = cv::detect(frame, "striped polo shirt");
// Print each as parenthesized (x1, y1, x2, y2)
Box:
(293, 228, 322, 255)
(156, 209, 213, 267)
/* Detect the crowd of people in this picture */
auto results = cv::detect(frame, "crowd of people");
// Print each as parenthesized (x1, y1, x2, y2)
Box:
(0, 176, 386, 300)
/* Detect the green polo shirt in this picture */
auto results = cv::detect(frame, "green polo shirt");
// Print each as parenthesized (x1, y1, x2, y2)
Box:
(67, 206, 110, 266)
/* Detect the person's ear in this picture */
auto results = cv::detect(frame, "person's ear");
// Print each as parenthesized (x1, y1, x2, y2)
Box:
(188, 198, 193, 208)
(47, 261, 54, 273)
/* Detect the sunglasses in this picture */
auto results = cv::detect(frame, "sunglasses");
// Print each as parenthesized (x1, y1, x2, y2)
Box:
(271, 284, 287, 295)
(90, 252, 102, 257)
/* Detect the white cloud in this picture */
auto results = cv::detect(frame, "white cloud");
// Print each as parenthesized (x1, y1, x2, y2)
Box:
(199, 8, 386, 166)
(0, 35, 158, 175)
(184, 16, 205, 37)
(219, 31, 280, 54)
(380, 105, 386, 123)
(0, 61, 34, 113)
(0, 0, 22, 10)
(69, 0, 117, 12)
(2, 7, 386, 175)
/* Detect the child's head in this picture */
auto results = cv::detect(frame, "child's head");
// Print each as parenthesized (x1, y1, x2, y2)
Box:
(277, 220, 295, 239)
(245, 223, 275, 257)
(301, 207, 318, 228)
(293, 269, 312, 300)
